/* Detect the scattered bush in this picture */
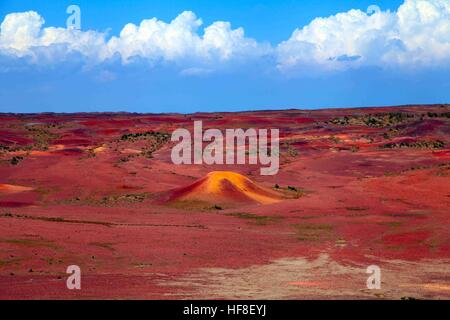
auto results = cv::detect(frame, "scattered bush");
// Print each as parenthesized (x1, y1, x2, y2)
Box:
(120, 131, 170, 142)
(427, 112, 450, 118)
(380, 140, 445, 149)
(327, 112, 417, 127)
(10, 156, 23, 165)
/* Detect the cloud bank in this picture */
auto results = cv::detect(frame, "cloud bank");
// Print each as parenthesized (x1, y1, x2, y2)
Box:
(278, 0, 450, 71)
(0, 10, 269, 69)
(1, 0, 450, 73)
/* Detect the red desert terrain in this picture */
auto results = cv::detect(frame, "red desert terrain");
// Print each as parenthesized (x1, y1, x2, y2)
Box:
(0, 105, 449, 299)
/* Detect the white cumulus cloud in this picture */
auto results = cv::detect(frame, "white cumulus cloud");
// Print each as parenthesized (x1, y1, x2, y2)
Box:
(0, 11, 107, 63)
(1, 0, 450, 73)
(277, 0, 450, 71)
(0, 10, 269, 68)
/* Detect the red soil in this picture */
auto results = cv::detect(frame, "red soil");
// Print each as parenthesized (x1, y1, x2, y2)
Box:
(0, 105, 449, 299)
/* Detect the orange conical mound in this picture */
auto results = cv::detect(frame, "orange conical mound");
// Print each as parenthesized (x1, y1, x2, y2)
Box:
(167, 171, 283, 205)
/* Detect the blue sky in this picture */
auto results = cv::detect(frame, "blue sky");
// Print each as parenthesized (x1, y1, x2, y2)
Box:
(0, 0, 449, 113)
